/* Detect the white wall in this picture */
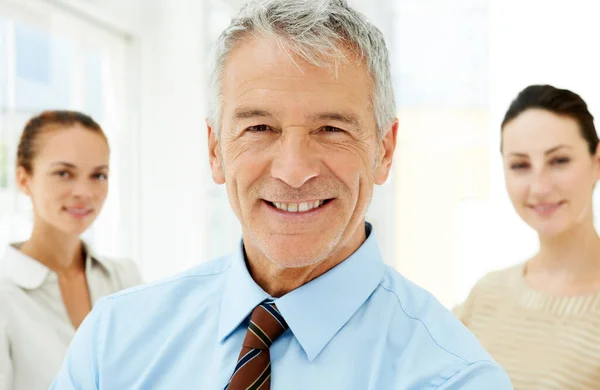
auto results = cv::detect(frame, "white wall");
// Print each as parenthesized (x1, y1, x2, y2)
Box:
(388, 0, 490, 307)
(135, 0, 210, 281)
(70, 0, 142, 35)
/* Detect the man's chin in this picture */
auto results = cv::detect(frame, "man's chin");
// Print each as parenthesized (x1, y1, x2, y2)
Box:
(259, 242, 334, 270)
(245, 228, 343, 267)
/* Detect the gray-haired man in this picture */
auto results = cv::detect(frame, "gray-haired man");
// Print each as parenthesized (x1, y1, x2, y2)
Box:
(51, 1, 512, 388)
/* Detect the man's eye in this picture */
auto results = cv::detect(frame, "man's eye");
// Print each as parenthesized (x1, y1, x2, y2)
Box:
(321, 126, 344, 133)
(246, 125, 271, 132)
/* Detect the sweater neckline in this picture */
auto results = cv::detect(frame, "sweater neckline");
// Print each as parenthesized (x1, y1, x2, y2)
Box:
(513, 262, 600, 316)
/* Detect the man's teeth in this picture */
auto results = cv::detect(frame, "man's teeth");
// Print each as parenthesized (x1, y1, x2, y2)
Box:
(273, 200, 325, 212)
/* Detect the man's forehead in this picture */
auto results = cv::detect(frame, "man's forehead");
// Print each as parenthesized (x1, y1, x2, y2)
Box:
(217, 37, 375, 129)
(223, 36, 369, 87)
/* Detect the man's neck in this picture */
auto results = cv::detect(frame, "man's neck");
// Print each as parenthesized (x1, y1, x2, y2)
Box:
(245, 223, 368, 297)
(246, 254, 341, 297)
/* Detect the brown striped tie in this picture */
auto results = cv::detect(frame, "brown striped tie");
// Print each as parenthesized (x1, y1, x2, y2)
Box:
(225, 300, 289, 390)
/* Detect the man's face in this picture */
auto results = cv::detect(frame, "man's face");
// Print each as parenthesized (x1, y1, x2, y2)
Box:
(208, 36, 397, 269)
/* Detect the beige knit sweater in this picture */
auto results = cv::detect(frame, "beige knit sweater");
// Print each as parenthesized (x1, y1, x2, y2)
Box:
(454, 264, 600, 390)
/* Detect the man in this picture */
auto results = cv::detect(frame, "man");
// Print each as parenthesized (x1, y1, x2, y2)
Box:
(51, 0, 512, 388)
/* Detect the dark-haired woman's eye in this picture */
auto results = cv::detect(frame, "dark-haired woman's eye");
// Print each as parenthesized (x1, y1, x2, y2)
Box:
(510, 162, 528, 170)
(551, 157, 570, 165)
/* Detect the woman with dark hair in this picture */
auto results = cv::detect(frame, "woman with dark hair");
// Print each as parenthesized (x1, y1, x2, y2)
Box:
(455, 85, 600, 389)
(0, 111, 142, 390)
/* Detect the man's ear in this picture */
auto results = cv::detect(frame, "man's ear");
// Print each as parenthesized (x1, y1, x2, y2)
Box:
(374, 119, 398, 185)
(207, 120, 225, 184)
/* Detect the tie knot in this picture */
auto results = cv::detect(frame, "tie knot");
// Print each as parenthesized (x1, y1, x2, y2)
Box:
(243, 300, 289, 350)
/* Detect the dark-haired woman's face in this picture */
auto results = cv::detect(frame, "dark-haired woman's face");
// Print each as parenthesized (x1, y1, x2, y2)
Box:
(17, 125, 109, 236)
(502, 109, 600, 238)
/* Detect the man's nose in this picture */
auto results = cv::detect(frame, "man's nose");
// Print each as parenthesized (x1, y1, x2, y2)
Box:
(270, 132, 320, 188)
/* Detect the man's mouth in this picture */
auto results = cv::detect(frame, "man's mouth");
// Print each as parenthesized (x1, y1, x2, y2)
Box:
(266, 199, 332, 213)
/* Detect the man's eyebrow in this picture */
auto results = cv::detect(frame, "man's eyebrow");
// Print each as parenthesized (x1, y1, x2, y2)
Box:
(308, 112, 362, 127)
(232, 107, 362, 128)
(233, 107, 276, 120)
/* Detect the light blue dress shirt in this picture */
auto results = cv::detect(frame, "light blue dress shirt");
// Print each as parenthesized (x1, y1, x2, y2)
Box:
(50, 224, 512, 389)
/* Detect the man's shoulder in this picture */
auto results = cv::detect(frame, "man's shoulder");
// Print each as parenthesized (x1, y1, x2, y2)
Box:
(377, 267, 498, 365)
(99, 255, 232, 309)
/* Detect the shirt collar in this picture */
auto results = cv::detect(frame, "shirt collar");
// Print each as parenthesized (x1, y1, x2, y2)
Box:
(0, 241, 111, 290)
(218, 222, 386, 361)
(218, 241, 270, 342)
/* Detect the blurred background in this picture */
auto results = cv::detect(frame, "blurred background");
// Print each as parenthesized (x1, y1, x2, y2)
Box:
(0, 0, 599, 308)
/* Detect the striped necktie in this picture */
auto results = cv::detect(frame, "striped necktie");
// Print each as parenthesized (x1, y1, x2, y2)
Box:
(225, 300, 289, 390)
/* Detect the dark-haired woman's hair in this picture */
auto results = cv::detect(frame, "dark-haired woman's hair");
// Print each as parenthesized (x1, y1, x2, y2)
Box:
(501, 84, 598, 154)
(17, 110, 107, 173)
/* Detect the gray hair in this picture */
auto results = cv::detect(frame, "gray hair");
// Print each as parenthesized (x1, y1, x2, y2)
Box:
(207, 0, 396, 139)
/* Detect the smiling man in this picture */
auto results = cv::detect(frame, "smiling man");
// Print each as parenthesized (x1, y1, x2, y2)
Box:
(50, 1, 512, 389)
